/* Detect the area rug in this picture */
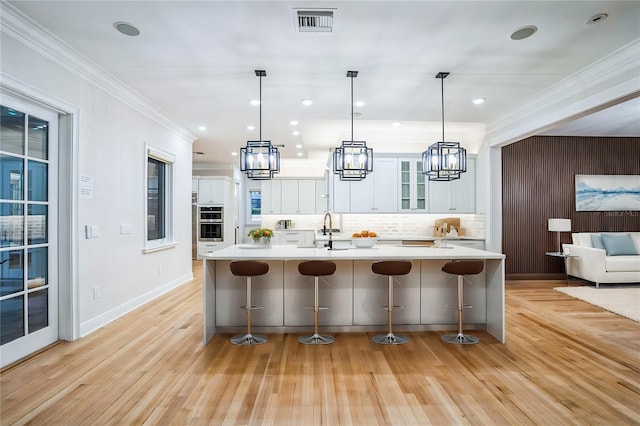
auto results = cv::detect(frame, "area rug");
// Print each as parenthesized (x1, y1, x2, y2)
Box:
(555, 286, 640, 322)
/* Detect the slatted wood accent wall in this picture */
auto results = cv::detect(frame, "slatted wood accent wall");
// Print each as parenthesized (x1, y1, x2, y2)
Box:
(502, 136, 640, 279)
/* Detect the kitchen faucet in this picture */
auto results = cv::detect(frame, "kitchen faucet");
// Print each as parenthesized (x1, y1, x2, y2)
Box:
(323, 212, 333, 250)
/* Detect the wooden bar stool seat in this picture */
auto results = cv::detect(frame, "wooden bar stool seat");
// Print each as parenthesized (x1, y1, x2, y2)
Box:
(441, 260, 484, 345)
(298, 261, 337, 345)
(229, 261, 269, 345)
(371, 261, 412, 345)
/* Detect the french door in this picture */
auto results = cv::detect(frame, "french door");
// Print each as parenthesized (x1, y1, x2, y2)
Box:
(0, 97, 58, 367)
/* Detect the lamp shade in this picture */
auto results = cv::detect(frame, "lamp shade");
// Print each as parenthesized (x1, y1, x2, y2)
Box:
(548, 218, 571, 232)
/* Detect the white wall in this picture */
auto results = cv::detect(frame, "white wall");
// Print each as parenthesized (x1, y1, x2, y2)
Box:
(1, 30, 194, 336)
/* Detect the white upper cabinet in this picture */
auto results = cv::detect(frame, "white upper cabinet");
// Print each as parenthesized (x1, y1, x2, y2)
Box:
(428, 158, 476, 213)
(262, 179, 320, 215)
(261, 180, 282, 214)
(281, 179, 316, 214)
(398, 158, 428, 212)
(331, 157, 398, 213)
(198, 179, 227, 205)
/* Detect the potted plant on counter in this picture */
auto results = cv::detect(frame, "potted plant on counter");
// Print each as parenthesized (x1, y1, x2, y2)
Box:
(248, 228, 273, 246)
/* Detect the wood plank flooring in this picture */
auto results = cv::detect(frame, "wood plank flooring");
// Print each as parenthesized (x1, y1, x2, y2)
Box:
(1, 263, 638, 425)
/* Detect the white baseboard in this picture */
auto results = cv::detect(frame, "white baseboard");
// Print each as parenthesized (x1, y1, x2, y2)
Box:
(79, 272, 194, 337)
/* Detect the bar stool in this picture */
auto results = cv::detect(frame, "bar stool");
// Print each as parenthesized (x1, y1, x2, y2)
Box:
(298, 260, 337, 345)
(229, 260, 269, 345)
(371, 261, 412, 345)
(441, 260, 484, 345)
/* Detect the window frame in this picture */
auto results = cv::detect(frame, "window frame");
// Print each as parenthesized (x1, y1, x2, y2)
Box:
(143, 145, 176, 253)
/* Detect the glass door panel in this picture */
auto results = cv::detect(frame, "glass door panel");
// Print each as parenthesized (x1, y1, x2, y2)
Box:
(0, 101, 56, 364)
(0, 106, 25, 155)
(0, 203, 24, 247)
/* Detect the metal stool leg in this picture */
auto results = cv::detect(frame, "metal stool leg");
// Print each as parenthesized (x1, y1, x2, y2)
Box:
(231, 276, 267, 345)
(299, 276, 335, 345)
(441, 275, 479, 345)
(373, 276, 408, 345)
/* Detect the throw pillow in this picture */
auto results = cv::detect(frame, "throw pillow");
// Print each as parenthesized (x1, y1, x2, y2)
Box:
(601, 234, 639, 256)
(590, 234, 606, 250)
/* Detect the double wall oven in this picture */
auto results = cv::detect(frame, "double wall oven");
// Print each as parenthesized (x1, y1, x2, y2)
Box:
(198, 206, 223, 242)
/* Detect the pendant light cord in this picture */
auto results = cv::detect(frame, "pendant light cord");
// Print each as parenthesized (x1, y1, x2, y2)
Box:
(259, 74, 262, 142)
(350, 73, 354, 142)
(441, 75, 445, 142)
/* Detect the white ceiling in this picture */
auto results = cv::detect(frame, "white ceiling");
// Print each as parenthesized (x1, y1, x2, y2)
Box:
(7, 1, 640, 175)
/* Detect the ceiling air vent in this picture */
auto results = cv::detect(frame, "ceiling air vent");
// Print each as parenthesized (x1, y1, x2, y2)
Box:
(295, 9, 334, 33)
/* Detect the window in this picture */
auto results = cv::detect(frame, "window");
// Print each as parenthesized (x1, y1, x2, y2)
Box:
(249, 189, 261, 222)
(145, 146, 175, 252)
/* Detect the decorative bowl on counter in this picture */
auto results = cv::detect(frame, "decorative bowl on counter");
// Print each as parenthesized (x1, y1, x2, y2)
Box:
(352, 237, 378, 248)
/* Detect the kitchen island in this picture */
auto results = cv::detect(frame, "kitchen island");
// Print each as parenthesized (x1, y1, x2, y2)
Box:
(202, 244, 506, 344)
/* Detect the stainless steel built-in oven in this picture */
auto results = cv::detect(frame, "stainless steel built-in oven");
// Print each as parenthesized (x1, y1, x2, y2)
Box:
(198, 206, 224, 242)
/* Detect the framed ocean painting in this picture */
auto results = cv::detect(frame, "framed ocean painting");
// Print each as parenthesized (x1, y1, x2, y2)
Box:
(575, 174, 640, 211)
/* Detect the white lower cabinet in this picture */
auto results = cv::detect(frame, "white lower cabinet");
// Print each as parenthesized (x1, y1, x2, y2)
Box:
(198, 242, 223, 258)
(352, 260, 421, 325)
(274, 230, 315, 246)
(215, 260, 284, 327)
(446, 239, 485, 250)
(283, 261, 353, 326)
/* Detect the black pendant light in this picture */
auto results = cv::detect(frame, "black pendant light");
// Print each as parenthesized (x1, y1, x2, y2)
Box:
(240, 70, 280, 180)
(422, 72, 467, 181)
(333, 70, 373, 181)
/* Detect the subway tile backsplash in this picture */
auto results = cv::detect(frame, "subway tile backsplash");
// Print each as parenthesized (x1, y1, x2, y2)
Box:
(262, 213, 485, 239)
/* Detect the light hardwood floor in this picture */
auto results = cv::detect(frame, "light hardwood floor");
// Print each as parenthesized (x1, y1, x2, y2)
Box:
(1, 262, 638, 425)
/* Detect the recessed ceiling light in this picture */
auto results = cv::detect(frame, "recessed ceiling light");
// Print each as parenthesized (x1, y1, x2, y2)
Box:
(586, 13, 608, 24)
(392, 121, 401, 127)
(297, 152, 303, 157)
(472, 97, 486, 105)
(247, 125, 255, 131)
(290, 120, 298, 126)
(292, 130, 300, 136)
(113, 22, 140, 37)
(510, 25, 537, 40)
(250, 99, 260, 106)
(198, 126, 207, 131)
(354, 101, 365, 107)
(301, 99, 313, 106)
(231, 152, 238, 156)
(295, 144, 303, 149)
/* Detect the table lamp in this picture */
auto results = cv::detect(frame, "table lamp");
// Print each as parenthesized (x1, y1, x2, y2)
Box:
(548, 218, 571, 253)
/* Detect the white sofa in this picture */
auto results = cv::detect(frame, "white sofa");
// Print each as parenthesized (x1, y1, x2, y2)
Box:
(563, 232, 640, 288)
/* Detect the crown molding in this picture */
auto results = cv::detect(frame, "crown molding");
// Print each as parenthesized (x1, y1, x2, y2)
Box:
(0, 1, 197, 143)
(486, 38, 640, 147)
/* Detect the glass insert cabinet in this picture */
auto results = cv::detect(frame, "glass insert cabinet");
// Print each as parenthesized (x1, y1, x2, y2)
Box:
(399, 158, 427, 212)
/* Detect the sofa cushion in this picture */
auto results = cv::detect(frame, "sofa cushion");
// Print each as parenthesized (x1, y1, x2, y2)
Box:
(606, 255, 640, 272)
(602, 233, 639, 256)
(590, 234, 606, 250)
(574, 233, 593, 247)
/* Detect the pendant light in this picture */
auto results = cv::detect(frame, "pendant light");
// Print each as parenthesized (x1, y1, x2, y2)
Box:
(333, 70, 373, 181)
(422, 72, 467, 181)
(240, 70, 280, 180)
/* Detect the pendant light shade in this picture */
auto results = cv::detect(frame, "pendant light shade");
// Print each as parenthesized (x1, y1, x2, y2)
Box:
(240, 70, 280, 180)
(333, 71, 373, 181)
(422, 72, 467, 181)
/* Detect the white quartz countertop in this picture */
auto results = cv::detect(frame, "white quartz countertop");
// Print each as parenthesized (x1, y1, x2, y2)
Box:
(203, 244, 504, 261)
